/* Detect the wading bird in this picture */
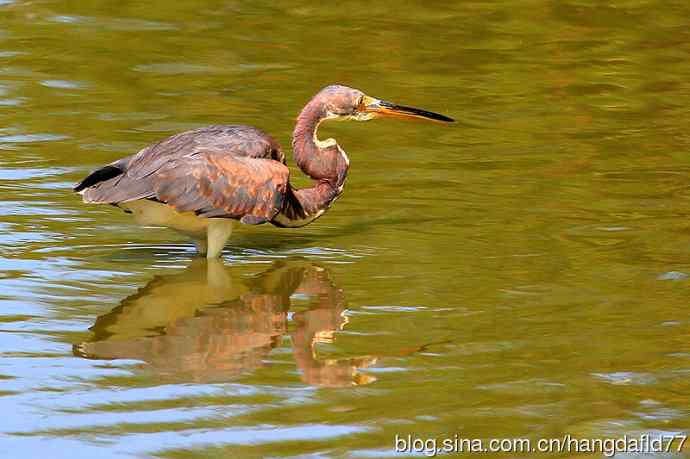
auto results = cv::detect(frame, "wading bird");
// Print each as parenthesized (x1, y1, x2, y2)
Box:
(74, 85, 453, 257)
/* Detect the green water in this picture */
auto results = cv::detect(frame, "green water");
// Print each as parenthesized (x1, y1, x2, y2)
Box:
(2, 0, 690, 457)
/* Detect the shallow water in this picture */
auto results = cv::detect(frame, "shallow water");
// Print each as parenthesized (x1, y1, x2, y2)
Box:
(2, 0, 690, 457)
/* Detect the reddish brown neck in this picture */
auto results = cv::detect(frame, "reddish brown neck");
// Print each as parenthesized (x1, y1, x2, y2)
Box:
(292, 98, 349, 187)
(272, 97, 349, 227)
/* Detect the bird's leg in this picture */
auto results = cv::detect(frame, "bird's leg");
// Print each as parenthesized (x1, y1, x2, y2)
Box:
(193, 238, 208, 256)
(206, 219, 233, 258)
(205, 257, 235, 301)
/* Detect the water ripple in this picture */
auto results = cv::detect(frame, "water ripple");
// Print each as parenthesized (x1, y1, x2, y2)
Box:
(0, 134, 68, 144)
(40, 80, 85, 90)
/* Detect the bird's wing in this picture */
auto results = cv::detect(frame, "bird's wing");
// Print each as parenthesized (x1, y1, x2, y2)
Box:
(153, 151, 289, 224)
(76, 125, 290, 223)
(74, 125, 284, 193)
(125, 125, 285, 179)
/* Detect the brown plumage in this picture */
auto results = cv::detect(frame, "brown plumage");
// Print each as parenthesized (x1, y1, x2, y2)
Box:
(76, 125, 288, 224)
(74, 85, 453, 258)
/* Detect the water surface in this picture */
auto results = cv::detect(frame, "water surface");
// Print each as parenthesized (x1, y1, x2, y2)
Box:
(1, 1, 690, 457)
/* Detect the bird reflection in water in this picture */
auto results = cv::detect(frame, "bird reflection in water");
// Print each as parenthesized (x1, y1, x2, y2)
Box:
(74, 259, 376, 387)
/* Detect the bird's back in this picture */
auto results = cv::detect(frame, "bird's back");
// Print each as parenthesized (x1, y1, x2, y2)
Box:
(123, 125, 285, 178)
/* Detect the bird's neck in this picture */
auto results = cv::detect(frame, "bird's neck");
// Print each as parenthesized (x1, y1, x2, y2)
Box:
(292, 99, 349, 187)
(273, 99, 349, 228)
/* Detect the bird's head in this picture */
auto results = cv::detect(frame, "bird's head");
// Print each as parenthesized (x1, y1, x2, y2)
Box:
(315, 84, 454, 123)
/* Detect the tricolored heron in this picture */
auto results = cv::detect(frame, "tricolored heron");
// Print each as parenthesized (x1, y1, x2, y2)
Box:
(74, 85, 453, 258)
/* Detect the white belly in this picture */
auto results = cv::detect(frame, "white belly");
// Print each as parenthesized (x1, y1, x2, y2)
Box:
(120, 199, 210, 236)
(118, 199, 234, 258)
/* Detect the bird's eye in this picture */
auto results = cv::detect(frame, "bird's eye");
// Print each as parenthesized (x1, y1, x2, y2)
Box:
(356, 95, 365, 108)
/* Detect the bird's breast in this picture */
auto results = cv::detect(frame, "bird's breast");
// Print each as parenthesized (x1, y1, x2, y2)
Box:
(271, 208, 327, 228)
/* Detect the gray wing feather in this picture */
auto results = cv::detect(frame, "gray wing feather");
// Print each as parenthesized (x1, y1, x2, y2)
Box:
(124, 125, 285, 179)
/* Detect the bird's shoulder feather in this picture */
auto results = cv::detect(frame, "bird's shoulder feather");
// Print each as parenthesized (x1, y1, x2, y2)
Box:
(154, 150, 290, 223)
(124, 125, 285, 178)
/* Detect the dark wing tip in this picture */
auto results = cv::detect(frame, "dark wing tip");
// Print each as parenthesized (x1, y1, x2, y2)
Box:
(74, 165, 123, 192)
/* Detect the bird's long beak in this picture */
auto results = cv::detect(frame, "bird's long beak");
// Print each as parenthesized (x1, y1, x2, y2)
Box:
(359, 95, 454, 123)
